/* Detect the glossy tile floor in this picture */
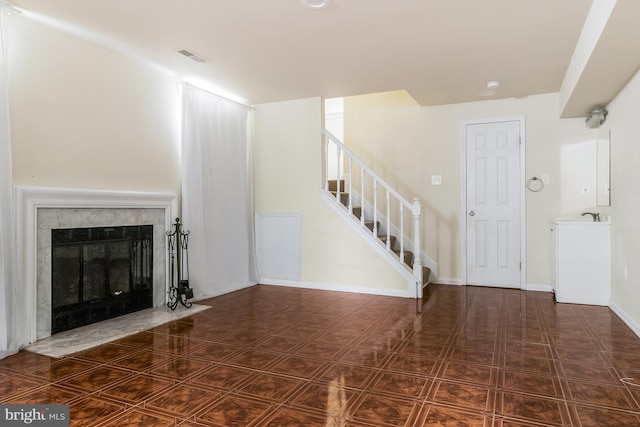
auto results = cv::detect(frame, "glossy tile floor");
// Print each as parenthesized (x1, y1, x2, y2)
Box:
(2, 284, 640, 426)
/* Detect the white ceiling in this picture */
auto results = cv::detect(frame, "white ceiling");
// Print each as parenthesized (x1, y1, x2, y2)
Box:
(8, 0, 640, 114)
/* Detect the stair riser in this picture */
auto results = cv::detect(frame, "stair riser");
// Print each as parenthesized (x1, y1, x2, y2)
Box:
(328, 180, 345, 192)
(379, 235, 397, 250)
(422, 267, 431, 285)
(365, 220, 380, 232)
(330, 192, 349, 206)
(395, 251, 413, 266)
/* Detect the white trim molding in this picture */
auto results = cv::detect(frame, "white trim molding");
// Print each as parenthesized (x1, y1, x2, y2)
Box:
(432, 278, 463, 286)
(259, 278, 412, 299)
(524, 283, 554, 293)
(610, 300, 640, 339)
(15, 186, 178, 343)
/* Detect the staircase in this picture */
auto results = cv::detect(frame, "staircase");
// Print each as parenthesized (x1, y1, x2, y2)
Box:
(321, 129, 431, 298)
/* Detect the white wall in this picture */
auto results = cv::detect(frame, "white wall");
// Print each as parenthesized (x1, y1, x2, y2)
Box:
(12, 10, 631, 315)
(9, 14, 411, 298)
(253, 97, 410, 295)
(344, 91, 598, 286)
(604, 68, 640, 333)
(8, 14, 181, 194)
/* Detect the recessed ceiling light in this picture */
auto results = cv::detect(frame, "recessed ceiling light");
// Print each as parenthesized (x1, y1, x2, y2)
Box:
(301, 0, 331, 10)
(478, 80, 500, 97)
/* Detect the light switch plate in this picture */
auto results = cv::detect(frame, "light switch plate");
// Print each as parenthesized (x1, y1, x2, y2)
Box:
(431, 175, 442, 185)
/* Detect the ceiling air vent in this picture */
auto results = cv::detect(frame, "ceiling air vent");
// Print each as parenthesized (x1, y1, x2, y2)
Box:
(176, 48, 207, 63)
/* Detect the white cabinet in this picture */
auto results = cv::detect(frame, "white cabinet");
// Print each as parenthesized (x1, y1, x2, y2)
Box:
(551, 220, 610, 306)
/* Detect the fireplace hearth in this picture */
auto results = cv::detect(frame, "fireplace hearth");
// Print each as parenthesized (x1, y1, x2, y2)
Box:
(51, 225, 153, 334)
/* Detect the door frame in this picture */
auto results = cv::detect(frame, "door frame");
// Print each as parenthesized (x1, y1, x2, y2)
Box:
(460, 116, 526, 289)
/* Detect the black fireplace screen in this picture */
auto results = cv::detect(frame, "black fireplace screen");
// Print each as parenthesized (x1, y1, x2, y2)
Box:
(51, 225, 153, 334)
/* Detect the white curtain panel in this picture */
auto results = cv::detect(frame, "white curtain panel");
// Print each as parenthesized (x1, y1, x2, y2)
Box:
(0, 7, 27, 359)
(181, 84, 258, 299)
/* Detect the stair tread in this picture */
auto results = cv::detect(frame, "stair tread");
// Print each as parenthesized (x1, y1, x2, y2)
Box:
(393, 249, 413, 255)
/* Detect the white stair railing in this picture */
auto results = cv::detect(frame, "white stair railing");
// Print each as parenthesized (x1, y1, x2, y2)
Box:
(321, 129, 423, 294)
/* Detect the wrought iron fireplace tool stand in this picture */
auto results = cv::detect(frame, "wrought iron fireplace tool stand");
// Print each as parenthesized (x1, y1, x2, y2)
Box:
(166, 218, 194, 310)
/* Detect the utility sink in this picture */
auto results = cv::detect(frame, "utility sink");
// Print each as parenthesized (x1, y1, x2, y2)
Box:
(554, 216, 610, 224)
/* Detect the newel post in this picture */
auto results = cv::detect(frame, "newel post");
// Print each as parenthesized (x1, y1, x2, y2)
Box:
(412, 198, 423, 298)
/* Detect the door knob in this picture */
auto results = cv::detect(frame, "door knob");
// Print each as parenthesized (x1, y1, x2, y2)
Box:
(469, 211, 475, 216)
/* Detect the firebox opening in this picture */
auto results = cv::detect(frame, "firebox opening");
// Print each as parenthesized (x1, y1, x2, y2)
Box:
(51, 225, 153, 334)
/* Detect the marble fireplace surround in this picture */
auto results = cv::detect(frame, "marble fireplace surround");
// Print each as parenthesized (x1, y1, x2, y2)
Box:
(16, 186, 178, 343)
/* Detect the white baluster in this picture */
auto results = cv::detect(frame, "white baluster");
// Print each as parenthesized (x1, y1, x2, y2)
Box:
(373, 180, 378, 237)
(335, 144, 341, 203)
(348, 157, 353, 214)
(360, 169, 365, 227)
(412, 198, 423, 297)
(385, 191, 391, 250)
(400, 204, 404, 258)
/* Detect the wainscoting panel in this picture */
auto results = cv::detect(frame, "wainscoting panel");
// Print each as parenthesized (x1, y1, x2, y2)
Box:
(256, 213, 302, 282)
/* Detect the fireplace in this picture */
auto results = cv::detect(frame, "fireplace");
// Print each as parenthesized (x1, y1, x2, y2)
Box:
(51, 225, 154, 334)
(16, 186, 177, 341)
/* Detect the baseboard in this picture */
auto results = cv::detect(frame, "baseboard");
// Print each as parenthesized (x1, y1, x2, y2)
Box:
(525, 283, 554, 293)
(428, 281, 553, 292)
(431, 278, 463, 286)
(190, 281, 258, 302)
(609, 300, 640, 339)
(259, 278, 413, 298)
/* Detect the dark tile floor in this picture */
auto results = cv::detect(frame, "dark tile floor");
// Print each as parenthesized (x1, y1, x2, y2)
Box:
(2, 284, 640, 426)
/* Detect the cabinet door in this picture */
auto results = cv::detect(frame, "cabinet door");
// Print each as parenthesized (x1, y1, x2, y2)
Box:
(555, 223, 610, 306)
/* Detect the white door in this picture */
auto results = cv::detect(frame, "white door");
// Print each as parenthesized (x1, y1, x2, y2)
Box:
(465, 120, 521, 288)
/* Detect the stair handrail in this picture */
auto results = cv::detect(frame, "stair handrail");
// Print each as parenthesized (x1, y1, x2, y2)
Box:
(322, 129, 412, 207)
(321, 128, 423, 288)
